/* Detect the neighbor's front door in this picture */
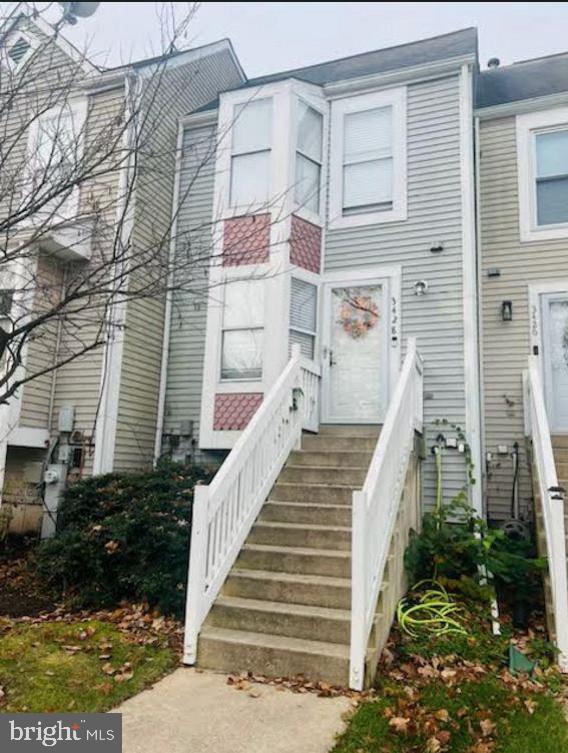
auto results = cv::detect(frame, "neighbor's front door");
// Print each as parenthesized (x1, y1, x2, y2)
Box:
(542, 292, 568, 433)
(322, 281, 387, 424)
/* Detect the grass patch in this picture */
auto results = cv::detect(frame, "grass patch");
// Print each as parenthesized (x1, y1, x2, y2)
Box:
(332, 677, 568, 753)
(0, 618, 175, 712)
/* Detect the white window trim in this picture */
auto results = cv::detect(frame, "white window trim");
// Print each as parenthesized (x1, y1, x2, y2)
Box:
(292, 95, 326, 227)
(329, 87, 407, 230)
(517, 107, 568, 243)
(289, 270, 320, 361)
(24, 97, 88, 225)
(1, 30, 39, 73)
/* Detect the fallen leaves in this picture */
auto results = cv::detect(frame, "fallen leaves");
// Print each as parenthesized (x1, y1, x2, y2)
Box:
(479, 718, 497, 737)
(388, 716, 410, 733)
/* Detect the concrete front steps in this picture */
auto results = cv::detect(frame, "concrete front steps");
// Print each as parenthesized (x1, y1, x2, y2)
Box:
(197, 425, 380, 686)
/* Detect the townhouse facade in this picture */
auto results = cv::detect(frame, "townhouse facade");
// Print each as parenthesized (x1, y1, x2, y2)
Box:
(2, 13, 568, 683)
(0, 6, 244, 532)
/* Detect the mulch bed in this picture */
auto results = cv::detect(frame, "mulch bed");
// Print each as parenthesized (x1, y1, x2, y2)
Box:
(0, 537, 56, 617)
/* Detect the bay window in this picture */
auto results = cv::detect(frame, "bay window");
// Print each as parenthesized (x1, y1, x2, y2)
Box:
(221, 279, 264, 380)
(295, 101, 323, 215)
(329, 87, 406, 228)
(230, 98, 272, 207)
(289, 277, 317, 359)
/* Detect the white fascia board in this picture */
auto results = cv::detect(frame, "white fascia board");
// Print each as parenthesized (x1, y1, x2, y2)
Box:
(476, 92, 568, 121)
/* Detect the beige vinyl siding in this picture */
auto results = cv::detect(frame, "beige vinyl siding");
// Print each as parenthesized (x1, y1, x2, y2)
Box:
(18, 254, 63, 429)
(112, 51, 242, 471)
(325, 75, 467, 504)
(479, 115, 568, 520)
(160, 123, 217, 453)
(48, 86, 125, 475)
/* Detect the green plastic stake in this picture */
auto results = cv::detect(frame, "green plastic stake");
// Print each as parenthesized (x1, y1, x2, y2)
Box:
(509, 644, 537, 675)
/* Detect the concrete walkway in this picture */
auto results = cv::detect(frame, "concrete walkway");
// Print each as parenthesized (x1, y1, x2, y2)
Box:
(116, 668, 350, 753)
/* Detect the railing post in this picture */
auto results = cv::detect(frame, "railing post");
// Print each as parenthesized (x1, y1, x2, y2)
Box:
(349, 489, 367, 690)
(522, 369, 531, 437)
(183, 484, 209, 664)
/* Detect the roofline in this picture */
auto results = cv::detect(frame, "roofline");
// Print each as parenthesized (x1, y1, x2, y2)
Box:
(323, 53, 475, 98)
(103, 38, 246, 83)
(244, 26, 477, 87)
(181, 107, 219, 128)
(475, 91, 568, 120)
(1, 2, 98, 75)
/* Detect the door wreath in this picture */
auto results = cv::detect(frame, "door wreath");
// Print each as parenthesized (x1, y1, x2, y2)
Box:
(337, 292, 379, 339)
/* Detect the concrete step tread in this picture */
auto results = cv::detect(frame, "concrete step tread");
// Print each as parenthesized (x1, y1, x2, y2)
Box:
(284, 464, 368, 471)
(272, 482, 359, 490)
(242, 543, 351, 559)
(265, 500, 353, 512)
(293, 450, 373, 457)
(229, 567, 350, 589)
(214, 595, 351, 622)
(253, 521, 351, 534)
(200, 625, 350, 659)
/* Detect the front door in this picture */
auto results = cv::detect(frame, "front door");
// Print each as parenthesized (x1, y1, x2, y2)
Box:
(542, 293, 568, 432)
(322, 280, 387, 423)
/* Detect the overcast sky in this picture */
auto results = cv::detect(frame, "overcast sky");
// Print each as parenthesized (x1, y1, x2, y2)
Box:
(22, 2, 568, 74)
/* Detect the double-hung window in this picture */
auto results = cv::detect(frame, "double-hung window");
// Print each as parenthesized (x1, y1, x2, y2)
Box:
(289, 278, 317, 359)
(517, 108, 568, 241)
(535, 129, 568, 227)
(230, 98, 272, 208)
(330, 88, 406, 228)
(221, 279, 264, 380)
(26, 100, 87, 221)
(295, 101, 323, 215)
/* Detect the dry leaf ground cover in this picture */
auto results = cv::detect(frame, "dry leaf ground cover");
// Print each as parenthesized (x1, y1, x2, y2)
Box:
(0, 539, 181, 712)
(332, 602, 568, 753)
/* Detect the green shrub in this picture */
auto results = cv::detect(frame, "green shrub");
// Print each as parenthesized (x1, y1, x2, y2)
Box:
(36, 462, 212, 616)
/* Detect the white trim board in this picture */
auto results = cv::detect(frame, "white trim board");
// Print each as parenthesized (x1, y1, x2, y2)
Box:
(459, 63, 483, 517)
(516, 106, 568, 243)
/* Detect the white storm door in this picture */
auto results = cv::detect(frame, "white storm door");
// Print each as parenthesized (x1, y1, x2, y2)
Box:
(542, 293, 568, 433)
(322, 280, 388, 424)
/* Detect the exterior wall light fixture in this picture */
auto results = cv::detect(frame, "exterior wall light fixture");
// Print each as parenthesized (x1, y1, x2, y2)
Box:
(414, 280, 428, 296)
(501, 300, 513, 321)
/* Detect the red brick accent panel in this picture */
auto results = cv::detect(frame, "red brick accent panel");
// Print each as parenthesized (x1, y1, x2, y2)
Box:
(223, 214, 270, 266)
(213, 393, 263, 431)
(290, 215, 321, 274)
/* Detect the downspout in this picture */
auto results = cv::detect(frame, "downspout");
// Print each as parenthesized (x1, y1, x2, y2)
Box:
(154, 121, 185, 463)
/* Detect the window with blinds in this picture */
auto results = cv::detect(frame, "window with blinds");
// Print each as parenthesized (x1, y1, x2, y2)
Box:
(342, 106, 393, 216)
(295, 101, 323, 215)
(289, 278, 317, 359)
(230, 98, 272, 207)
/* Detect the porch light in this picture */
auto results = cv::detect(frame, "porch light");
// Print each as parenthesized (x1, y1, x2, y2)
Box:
(501, 300, 513, 322)
(414, 280, 428, 296)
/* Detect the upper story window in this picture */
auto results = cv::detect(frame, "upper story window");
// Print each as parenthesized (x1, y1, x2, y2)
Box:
(329, 87, 406, 229)
(230, 98, 272, 208)
(517, 107, 568, 242)
(295, 101, 323, 216)
(25, 100, 87, 221)
(535, 130, 568, 227)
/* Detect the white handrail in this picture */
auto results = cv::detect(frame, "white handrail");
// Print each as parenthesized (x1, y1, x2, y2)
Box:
(524, 356, 568, 671)
(349, 337, 423, 689)
(183, 345, 320, 663)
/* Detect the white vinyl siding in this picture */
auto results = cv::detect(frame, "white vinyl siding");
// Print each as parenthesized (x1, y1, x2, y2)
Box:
(326, 75, 465, 505)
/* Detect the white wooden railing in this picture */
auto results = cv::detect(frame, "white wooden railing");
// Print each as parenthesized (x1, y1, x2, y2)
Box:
(183, 345, 320, 663)
(524, 356, 568, 672)
(349, 337, 423, 689)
